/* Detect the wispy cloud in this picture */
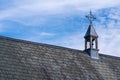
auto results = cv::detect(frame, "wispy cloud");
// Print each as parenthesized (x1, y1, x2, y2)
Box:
(54, 33, 84, 50)
(99, 28, 120, 57)
(1, 0, 120, 19)
(38, 32, 55, 36)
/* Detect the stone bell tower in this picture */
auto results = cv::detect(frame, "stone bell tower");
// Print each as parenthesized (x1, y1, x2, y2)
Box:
(84, 11, 99, 59)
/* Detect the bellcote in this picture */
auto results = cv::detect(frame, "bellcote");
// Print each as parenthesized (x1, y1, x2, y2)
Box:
(84, 11, 99, 59)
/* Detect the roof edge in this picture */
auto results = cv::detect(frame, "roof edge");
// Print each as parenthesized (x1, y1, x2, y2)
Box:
(99, 53, 120, 60)
(0, 35, 83, 53)
(0, 35, 119, 59)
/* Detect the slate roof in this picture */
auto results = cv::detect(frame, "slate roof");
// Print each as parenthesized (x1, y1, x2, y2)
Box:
(0, 36, 119, 80)
(85, 24, 98, 38)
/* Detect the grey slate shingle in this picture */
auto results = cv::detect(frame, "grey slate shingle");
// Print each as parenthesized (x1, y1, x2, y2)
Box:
(0, 36, 119, 80)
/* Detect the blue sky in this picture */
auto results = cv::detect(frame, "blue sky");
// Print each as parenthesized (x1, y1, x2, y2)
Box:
(0, 0, 120, 57)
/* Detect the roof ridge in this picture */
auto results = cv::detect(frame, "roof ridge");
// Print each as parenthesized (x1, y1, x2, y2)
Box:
(0, 35, 119, 59)
(100, 54, 120, 60)
(0, 35, 83, 53)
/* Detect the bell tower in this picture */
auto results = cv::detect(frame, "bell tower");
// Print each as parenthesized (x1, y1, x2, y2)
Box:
(84, 11, 99, 59)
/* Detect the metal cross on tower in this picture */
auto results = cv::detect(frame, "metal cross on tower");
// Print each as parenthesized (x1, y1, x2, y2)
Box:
(86, 11, 96, 25)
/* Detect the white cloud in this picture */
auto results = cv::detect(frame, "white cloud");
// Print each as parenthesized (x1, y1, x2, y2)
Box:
(0, 0, 120, 19)
(0, 0, 119, 27)
(98, 25, 120, 57)
(38, 32, 55, 36)
(52, 32, 84, 50)
(23, 31, 56, 43)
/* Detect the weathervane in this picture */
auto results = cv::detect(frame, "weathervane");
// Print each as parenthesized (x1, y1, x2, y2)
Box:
(86, 11, 96, 25)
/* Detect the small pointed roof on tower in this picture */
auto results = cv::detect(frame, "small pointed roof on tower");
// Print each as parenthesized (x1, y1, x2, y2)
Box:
(84, 24, 98, 38)
(84, 11, 98, 38)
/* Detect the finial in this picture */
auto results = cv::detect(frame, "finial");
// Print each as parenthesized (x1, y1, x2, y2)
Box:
(86, 10, 96, 25)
